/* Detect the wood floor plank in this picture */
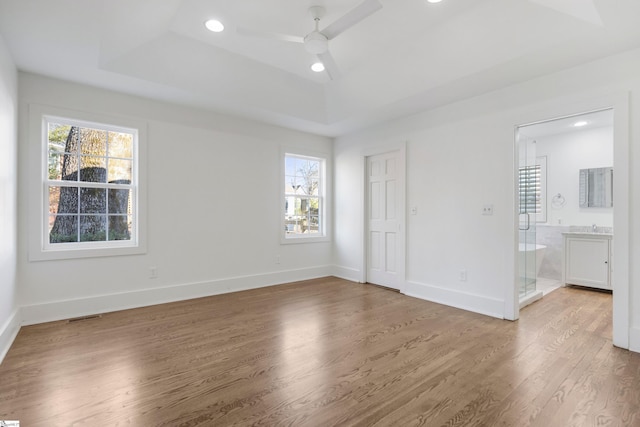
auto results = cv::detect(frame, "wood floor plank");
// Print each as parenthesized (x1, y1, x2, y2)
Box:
(0, 278, 638, 426)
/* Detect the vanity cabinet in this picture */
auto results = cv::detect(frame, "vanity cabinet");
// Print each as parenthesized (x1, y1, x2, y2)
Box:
(562, 233, 612, 290)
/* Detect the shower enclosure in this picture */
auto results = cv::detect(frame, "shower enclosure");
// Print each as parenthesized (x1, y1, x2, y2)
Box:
(518, 132, 538, 297)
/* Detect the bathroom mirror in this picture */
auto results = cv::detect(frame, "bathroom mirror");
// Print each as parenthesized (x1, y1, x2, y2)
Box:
(579, 167, 613, 208)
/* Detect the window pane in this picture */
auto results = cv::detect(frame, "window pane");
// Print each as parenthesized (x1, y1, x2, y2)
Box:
(108, 159, 132, 183)
(309, 197, 320, 216)
(79, 128, 107, 156)
(286, 176, 308, 194)
(284, 179, 295, 194)
(79, 187, 107, 214)
(48, 123, 72, 152)
(51, 186, 78, 214)
(298, 176, 317, 194)
(310, 215, 320, 228)
(108, 188, 132, 214)
(49, 187, 60, 215)
(108, 215, 132, 241)
(307, 161, 320, 179)
(309, 178, 320, 196)
(49, 214, 78, 243)
(285, 156, 296, 176)
(58, 152, 79, 181)
(79, 156, 107, 183)
(284, 197, 321, 235)
(48, 154, 63, 180)
(108, 131, 133, 158)
(80, 215, 107, 241)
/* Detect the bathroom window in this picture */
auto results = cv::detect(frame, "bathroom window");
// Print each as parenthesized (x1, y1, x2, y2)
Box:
(518, 156, 547, 222)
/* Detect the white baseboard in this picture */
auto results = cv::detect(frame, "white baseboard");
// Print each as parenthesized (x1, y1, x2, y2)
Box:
(629, 327, 640, 353)
(332, 265, 363, 283)
(0, 309, 21, 364)
(519, 290, 543, 309)
(21, 265, 333, 326)
(404, 280, 505, 319)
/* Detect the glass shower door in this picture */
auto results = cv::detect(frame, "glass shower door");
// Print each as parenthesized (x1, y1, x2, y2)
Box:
(518, 133, 537, 297)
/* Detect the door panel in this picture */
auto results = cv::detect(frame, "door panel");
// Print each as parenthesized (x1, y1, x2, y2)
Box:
(370, 231, 381, 270)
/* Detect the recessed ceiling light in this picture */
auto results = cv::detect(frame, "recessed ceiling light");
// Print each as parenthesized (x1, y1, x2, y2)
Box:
(205, 19, 224, 33)
(427, 0, 443, 3)
(574, 121, 588, 127)
(311, 62, 325, 72)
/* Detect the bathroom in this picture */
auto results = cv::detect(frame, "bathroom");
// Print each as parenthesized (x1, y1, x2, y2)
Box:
(518, 109, 614, 305)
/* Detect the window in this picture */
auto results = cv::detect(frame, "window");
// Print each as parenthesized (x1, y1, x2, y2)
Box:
(518, 156, 547, 223)
(283, 153, 326, 241)
(31, 111, 145, 260)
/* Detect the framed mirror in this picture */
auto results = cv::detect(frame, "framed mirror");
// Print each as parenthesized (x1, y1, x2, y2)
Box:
(579, 167, 613, 208)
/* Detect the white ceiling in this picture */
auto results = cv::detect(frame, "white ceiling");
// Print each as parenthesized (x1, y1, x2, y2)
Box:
(1, 0, 639, 136)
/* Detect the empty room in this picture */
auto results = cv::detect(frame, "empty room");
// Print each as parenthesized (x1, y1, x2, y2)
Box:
(1, 0, 640, 425)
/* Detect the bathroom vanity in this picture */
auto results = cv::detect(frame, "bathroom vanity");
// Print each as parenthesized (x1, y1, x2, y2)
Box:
(562, 231, 612, 290)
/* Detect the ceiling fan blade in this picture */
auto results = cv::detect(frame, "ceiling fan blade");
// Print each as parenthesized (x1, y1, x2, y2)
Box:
(317, 51, 341, 80)
(321, 0, 383, 40)
(237, 27, 304, 44)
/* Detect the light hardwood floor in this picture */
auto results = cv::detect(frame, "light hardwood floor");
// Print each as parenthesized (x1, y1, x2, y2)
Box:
(1, 277, 638, 426)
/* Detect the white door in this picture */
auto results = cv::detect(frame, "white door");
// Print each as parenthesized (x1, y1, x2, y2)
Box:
(367, 151, 403, 290)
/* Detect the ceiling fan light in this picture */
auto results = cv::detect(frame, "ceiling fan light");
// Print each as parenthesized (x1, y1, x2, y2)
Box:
(205, 19, 225, 33)
(311, 62, 325, 72)
(304, 31, 328, 54)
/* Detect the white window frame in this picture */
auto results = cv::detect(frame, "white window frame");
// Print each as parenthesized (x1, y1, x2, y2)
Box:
(28, 104, 147, 261)
(281, 149, 330, 244)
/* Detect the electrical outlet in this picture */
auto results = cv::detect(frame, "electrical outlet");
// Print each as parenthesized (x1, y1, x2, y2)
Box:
(459, 269, 467, 282)
(482, 204, 494, 215)
(149, 266, 158, 279)
(275, 255, 280, 264)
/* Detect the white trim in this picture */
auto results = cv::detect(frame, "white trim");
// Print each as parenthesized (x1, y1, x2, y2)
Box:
(362, 141, 407, 292)
(20, 266, 332, 326)
(27, 104, 148, 261)
(519, 290, 543, 309)
(611, 94, 630, 349)
(629, 327, 640, 352)
(0, 309, 21, 364)
(332, 265, 363, 283)
(405, 280, 504, 319)
(506, 126, 520, 321)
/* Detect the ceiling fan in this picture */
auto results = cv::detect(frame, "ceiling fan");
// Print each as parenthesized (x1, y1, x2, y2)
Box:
(237, 0, 383, 79)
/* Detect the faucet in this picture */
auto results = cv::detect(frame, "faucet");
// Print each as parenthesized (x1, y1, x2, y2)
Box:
(592, 223, 597, 232)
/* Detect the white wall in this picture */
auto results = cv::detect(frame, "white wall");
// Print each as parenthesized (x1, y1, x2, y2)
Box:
(17, 73, 333, 325)
(0, 34, 19, 362)
(334, 48, 640, 349)
(535, 126, 614, 227)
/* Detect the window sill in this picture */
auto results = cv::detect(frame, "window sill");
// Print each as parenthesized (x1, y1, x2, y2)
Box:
(280, 235, 330, 245)
(29, 244, 146, 262)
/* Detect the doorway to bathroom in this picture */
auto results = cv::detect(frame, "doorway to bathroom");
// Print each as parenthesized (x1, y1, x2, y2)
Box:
(516, 109, 614, 309)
